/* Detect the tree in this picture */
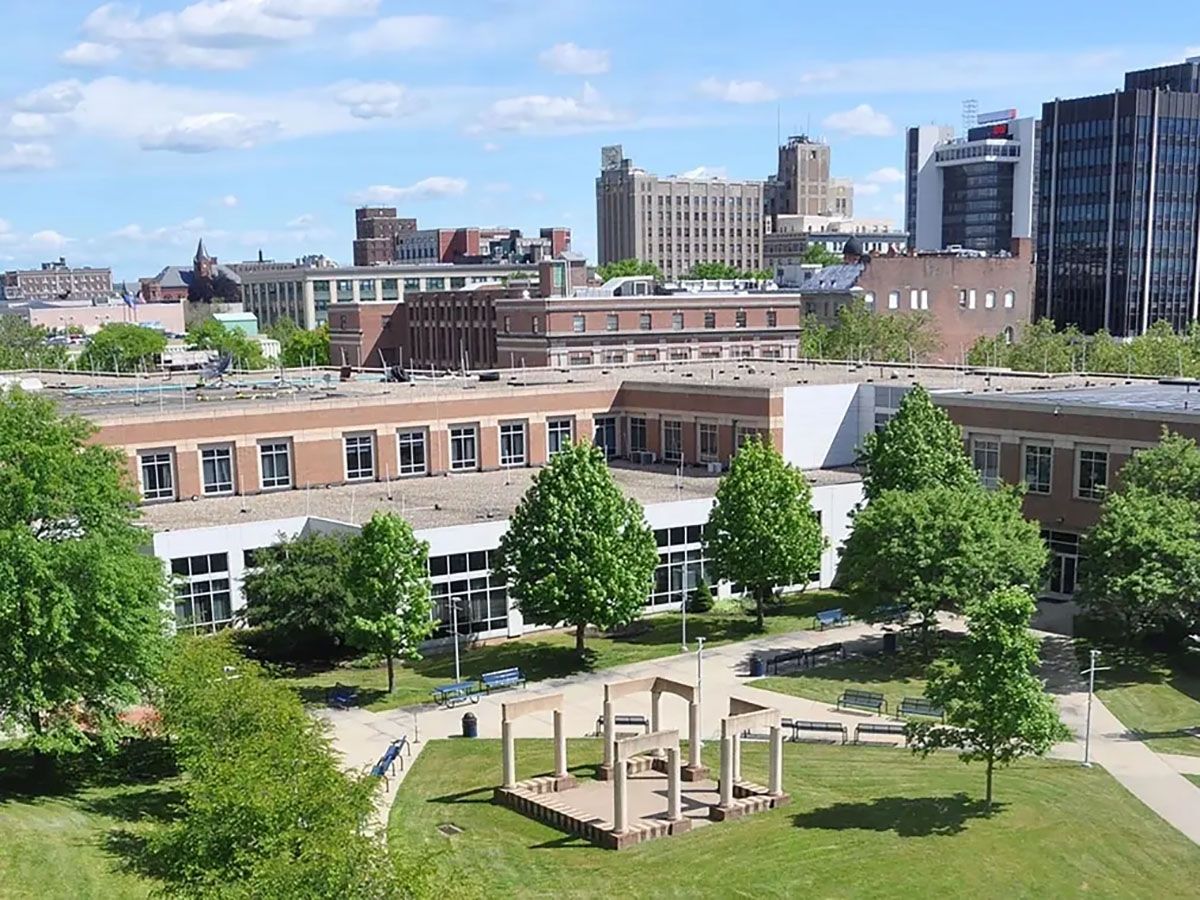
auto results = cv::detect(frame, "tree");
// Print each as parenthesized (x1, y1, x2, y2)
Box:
(1118, 429, 1200, 499)
(0, 389, 169, 755)
(859, 385, 978, 501)
(704, 436, 826, 632)
(688, 262, 741, 280)
(346, 512, 434, 693)
(802, 244, 842, 266)
(0, 317, 67, 370)
(494, 441, 658, 653)
(186, 318, 266, 370)
(242, 531, 354, 661)
(187, 272, 241, 305)
(78, 322, 166, 372)
(279, 323, 330, 368)
(837, 484, 1047, 632)
(596, 259, 663, 282)
(907, 586, 1070, 812)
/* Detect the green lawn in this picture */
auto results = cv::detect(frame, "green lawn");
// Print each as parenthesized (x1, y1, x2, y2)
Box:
(747, 643, 940, 714)
(278, 591, 853, 712)
(0, 741, 177, 900)
(1187, 774, 1200, 788)
(1085, 650, 1200, 758)
(389, 738, 1200, 898)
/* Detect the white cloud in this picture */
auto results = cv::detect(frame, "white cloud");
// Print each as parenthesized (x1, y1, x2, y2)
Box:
(332, 81, 416, 119)
(864, 166, 904, 184)
(538, 42, 610, 76)
(28, 229, 71, 250)
(60, 41, 121, 67)
(697, 77, 779, 104)
(352, 176, 467, 204)
(17, 80, 84, 114)
(0, 143, 56, 172)
(348, 15, 448, 54)
(527, 190, 547, 204)
(5, 113, 57, 139)
(853, 183, 881, 196)
(140, 112, 280, 153)
(220, 194, 240, 207)
(481, 141, 501, 153)
(680, 165, 728, 180)
(822, 104, 894, 137)
(111, 217, 208, 245)
(473, 82, 621, 134)
(286, 213, 316, 228)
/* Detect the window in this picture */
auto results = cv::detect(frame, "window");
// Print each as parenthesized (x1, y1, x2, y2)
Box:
(672, 311, 684, 331)
(735, 309, 747, 328)
(606, 313, 618, 331)
(864, 292, 875, 305)
(396, 430, 427, 476)
(663, 420, 683, 463)
(200, 445, 234, 495)
(704, 310, 715, 329)
(958, 289, 968, 308)
(259, 441, 292, 489)
(499, 421, 526, 467)
(1043, 530, 1081, 597)
(428, 548, 510, 637)
(532, 316, 541, 334)
(629, 417, 648, 453)
(450, 425, 478, 471)
(568, 352, 592, 366)
(985, 290, 996, 309)
(910, 289, 919, 310)
(572, 314, 586, 333)
(547, 418, 573, 456)
(139, 450, 175, 501)
(344, 433, 375, 481)
(766, 310, 777, 327)
(698, 422, 719, 462)
(1004, 290, 1015, 309)
(971, 435, 1000, 488)
(1023, 443, 1053, 494)
(594, 415, 618, 458)
(1076, 447, 1108, 500)
(888, 290, 899, 310)
(171, 553, 232, 633)
(503, 315, 511, 334)
(639, 312, 652, 331)
(920, 289, 929, 310)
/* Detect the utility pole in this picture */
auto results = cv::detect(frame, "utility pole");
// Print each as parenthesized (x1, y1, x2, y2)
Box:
(1080, 648, 1110, 767)
(451, 596, 463, 683)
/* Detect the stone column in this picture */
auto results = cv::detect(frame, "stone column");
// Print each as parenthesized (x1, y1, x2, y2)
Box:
(651, 690, 663, 755)
(719, 734, 732, 808)
(666, 746, 681, 821)
(769, 725, 783, 796)
(688, 701, 701, 768)
(553, 709, 567, 778)
(302, 280, 316, 329)
(603, 699, 614, 769)
(351, 279, 361, 303)
(501, 720, 516, 789)
(731, 732, 742, 784)
(613, 758, 629, 834)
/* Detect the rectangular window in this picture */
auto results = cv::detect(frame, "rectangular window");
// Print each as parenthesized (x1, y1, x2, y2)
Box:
(698, 422, 719, 462)
(663, 420, 683, 463)
(1076, 448, 1108, 500)
(568, 352, 592, 366)
(503, 315, 511, 334)
(639, 312, 652, 330)
(547, 418, 573, 456)
(396, 430, 427, 476)
(766, 310, 777, 327)
(971, 435, 1000, 488)
(671, 311, 684, 330)
(344, 433, 375, 481)
(704, 310, 716, 329)
(171, 552, 232, 633)
(735, 309, 747, 328)
(532, 316, 541, 334)
(499, 421, 526, 467)
(606, 313, 618, 331)
(572, 314, 586, 333)
(259, 441, 292, 489)
(594, 416, 618, 458)
(888, 290, 899, 310)
(630, 417, 648, 453)
(450, 425, 478, 471)
(1023, 443, 1053, 494)
(200, 445, 234, 496)
(140, 450, 175, 501)
(910, 289, 919, 310)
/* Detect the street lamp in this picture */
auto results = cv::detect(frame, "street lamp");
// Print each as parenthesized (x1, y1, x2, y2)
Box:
(680, 582, 688, 651)
(450, 595, 464, 684)
(695, 636, 706, 755)
(1080, 648, 1109, 768)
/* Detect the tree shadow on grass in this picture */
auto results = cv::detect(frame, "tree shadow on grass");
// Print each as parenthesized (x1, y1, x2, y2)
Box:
(81, 785, 185, 824)
(428, 786, 495, 805)
(793, 793, 1001, 837)
(413, 643, 597, 684)
(0, 737, 176, 805)
(293, 684, 390, 709)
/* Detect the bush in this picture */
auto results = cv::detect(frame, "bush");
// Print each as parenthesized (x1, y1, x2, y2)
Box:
(689, 581, 714, 613)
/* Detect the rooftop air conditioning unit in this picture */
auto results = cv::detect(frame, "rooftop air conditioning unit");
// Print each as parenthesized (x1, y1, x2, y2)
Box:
(631, 450, 656, 465)
(706, 461, 722, 474)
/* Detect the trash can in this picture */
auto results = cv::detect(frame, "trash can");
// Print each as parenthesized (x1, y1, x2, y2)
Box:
(750, 656, 767, 677)
(883, 631, 898, 655)
(462, 712, 478, 739)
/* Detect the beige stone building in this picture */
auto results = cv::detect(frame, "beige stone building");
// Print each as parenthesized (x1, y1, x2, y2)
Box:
(595, 145, 764, 280)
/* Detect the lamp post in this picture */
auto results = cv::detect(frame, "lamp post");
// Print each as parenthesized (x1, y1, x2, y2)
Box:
(1080, 648, 1109, 768)
(680, 583, 688, 651)
(695, 636, 706, 754)
(451, 595, 463, 684)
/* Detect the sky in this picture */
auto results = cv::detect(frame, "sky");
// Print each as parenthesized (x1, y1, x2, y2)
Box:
(0, 1, 1196, 281)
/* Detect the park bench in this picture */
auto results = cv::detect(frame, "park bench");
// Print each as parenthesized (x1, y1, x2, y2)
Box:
(596, 713, 651, 736)
(896, 697, 944, 721)
(766, 648, 808, 675)
(432, 681, 480, 708)
(327, 683, 359, 709)
(480, 667, 526, 693)
(836, 688, 887, 714)
(781, 718, 847, 744)
(816, 608, 848, 630)
(854, 722, 908, 744)
(369, 737, 411, 782)
(875, 603, 910, 623)
(808, 642, 845, 667)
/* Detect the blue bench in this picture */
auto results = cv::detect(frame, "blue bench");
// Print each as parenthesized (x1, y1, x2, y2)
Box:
(816, 608, 848, 630)
(370, 737, 410, 780)
(327, 683, 359, 709)
(480, 667, 526, 693)
(432, 681, 480, 708)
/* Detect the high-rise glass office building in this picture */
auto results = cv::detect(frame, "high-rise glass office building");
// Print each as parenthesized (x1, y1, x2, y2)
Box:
(1037, 58, 1200, 335)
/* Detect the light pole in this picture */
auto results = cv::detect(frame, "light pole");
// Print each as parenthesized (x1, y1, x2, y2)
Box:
(695, 636, 706, 754)
(680, 583, 688, 651)
(451, 596, 463, 684)
(1080, 648, 1109, 768)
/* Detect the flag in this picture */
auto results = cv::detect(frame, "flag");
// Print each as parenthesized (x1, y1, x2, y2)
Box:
(121, 281, 136, 309)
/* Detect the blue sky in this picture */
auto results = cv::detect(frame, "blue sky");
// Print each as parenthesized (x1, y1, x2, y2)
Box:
(0, 1, 1196, 281)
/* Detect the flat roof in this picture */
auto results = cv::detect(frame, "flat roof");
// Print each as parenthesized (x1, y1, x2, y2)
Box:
(944, 381, 1200, 417)
(137, 462, 862, 533)
(29, 361, 1129, 424)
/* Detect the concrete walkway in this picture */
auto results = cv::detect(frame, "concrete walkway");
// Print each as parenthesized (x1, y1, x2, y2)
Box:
(1158, 753, 1200, 776)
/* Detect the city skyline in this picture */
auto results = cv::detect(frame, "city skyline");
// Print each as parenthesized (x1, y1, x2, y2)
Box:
(0, 1, 1195, 279)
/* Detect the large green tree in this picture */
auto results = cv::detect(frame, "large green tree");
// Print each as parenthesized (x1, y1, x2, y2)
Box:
(78, 322, 167, 373)
(0, 388, 169, 753)
(802, 244, 842, 266)
(704, 436, 826, 632)
(242, 530, 354, 661)
(908, 586, 1070, 812)
(0, 317, 67, 370)
(186, 318, 266, 370)
(346, 512, 434, 692)
(859, 385, 978, 501)
(279, 322, 331, 368)
(595, 259, 663, 282)
(494, 441, 658, 652)
(837, 484, 1047, 631)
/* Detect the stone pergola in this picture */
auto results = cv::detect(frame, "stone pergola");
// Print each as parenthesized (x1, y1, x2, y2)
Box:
(610, 728, 688, 842)
(599, 676, 708, 781)
(499, 692, 576, 792)
(711, 697, 789, 821)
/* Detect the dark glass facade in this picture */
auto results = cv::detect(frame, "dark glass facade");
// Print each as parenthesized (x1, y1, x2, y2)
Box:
(1037, 61, 1200, 336)
(941, 161, 1016, 251)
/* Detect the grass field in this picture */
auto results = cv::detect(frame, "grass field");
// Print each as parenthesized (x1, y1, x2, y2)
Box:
(1187, 774, 1200, 788)
(0, 742, 176, 900)
(1085, 649, 1200, 758)
(279, 591, 851, 712)
(389, 738, 1200, 899)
